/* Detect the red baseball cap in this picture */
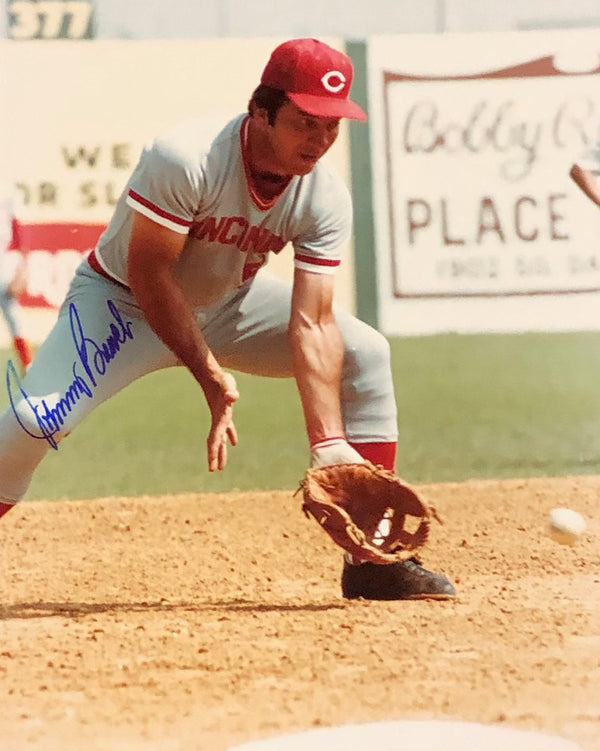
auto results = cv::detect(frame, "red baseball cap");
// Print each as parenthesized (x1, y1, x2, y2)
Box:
(260, 38, 367, 122)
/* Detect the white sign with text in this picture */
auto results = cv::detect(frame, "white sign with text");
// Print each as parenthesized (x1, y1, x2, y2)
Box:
(368, 31, 600, 334)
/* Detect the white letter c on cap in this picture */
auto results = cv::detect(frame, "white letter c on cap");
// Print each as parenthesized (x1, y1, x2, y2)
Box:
(321, 71, 346, 93)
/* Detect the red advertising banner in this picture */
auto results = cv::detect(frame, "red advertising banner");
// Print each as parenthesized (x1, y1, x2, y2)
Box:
(9, 222, 105, 307)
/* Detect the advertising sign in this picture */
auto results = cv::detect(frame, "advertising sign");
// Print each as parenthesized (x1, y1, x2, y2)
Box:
(368, 30, 600, 333)
(7, 0, 94, 40)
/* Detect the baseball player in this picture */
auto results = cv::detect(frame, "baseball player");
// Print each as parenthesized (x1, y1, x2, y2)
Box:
(0, 39, 455, 600)
(570, 122, 600, 207)
(0, 184, 32, 374)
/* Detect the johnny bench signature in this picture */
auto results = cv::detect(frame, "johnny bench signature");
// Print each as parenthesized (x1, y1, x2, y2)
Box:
(7, 300, 134, 449)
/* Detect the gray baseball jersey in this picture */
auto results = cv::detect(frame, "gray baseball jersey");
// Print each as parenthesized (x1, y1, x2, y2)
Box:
(94, 114, 352, 306)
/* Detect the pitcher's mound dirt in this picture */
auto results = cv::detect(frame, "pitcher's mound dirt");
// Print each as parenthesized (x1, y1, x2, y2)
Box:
(0, 475, 598, 751)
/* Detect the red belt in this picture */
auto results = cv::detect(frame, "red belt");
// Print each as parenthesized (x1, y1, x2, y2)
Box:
(88, 248, 131, 291)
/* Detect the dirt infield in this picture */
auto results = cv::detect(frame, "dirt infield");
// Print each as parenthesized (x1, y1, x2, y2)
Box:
(0, 476, 598, 751)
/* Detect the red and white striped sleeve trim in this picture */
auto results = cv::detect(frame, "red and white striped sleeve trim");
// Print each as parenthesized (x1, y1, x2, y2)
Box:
(294, 252, 341, 274)
(126, 189, 192, 235)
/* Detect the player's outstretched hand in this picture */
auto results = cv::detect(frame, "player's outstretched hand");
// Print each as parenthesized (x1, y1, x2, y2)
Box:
(205, 371, 239, 471)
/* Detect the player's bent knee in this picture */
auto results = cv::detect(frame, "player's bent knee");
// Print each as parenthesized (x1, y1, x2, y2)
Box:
(366, 330, 392, 369)
(345, 328, 393, 382)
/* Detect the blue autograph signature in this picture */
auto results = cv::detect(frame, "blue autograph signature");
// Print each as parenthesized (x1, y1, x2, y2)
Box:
(7, 299, 134, 449)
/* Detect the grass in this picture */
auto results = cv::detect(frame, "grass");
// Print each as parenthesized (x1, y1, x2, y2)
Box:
(391, 332, 600, 482)
(0, 331, 598, 501)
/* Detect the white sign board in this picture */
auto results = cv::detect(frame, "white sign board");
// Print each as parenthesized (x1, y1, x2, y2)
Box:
(367, 30, 600, 334)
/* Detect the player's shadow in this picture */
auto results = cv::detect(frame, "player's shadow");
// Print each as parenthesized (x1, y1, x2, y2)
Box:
(0, 598, 346, 620)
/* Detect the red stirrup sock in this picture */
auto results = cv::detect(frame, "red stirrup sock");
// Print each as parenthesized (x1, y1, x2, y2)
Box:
(349, 441, 397, 471)
(344, 442, 397, 565)
(13, 337, 32, 370)
(0, 502, 15, 520)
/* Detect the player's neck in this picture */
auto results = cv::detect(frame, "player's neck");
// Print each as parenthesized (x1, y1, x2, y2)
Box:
(245, 120, 292, 200)
(249, 170, 291, 201)
(251, 169, 289, 185)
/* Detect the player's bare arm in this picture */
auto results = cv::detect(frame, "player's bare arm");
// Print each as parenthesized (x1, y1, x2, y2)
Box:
(288, 268, 343, 443)
(127, 212, 238, 471)
(569, 163, 600, 207)
(288, 268, 345, 444)
(288, 269, 365, 467)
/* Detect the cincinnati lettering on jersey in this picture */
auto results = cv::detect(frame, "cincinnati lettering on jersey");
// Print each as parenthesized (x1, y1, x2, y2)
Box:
(189, 215, 286, 255)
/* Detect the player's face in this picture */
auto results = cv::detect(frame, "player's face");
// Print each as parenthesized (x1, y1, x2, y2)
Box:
(268, 102, 341, 175)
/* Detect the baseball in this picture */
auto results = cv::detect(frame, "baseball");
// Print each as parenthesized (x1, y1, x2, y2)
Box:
(548, 507, 586, 546)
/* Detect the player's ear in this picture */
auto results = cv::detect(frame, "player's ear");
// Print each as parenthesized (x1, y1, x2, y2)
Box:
(250, 105, 272, 130)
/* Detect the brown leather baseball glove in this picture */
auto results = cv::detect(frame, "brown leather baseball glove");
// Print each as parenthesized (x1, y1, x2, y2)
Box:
(298, 461, 440, 564)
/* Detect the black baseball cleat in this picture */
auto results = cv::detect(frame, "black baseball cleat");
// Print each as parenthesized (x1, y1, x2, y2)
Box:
(341, 557, 456, 600)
